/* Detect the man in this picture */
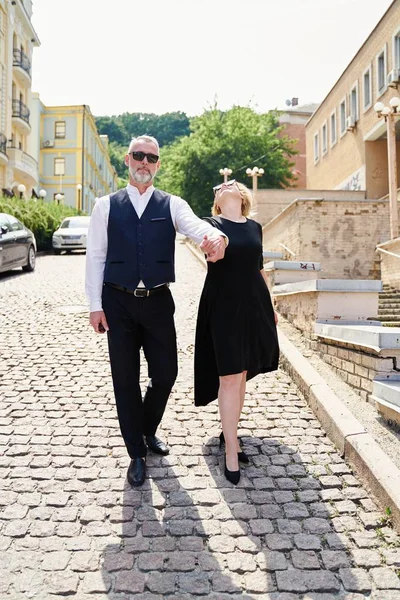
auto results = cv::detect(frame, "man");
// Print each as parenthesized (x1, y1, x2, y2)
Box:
(85, 135, 227, 487)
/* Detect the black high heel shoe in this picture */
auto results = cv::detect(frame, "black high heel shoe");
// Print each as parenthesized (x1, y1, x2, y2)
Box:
(224, 455, 241, 485)
(219, 432, 250, 464)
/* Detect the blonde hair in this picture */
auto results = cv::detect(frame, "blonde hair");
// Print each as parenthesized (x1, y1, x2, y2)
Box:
(212, 182, 253, 217)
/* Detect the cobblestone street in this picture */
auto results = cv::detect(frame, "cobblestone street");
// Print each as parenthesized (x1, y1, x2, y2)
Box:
(2, 240, 400, 600)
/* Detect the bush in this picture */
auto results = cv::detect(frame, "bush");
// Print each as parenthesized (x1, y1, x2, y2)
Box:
(0, 197, 80, 251)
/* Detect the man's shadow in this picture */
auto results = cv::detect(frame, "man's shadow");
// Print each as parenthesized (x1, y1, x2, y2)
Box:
(99, 421, 363, 597)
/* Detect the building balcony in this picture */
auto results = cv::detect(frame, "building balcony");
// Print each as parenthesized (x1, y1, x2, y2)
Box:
(0, 133, 8, 166)
(12, 49, 31, 87)
(8, 147, 38, 186)
(12, 99, 31, 134)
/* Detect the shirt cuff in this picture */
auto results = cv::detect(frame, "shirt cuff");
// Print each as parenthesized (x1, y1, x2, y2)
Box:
(89, 301, 103, 313)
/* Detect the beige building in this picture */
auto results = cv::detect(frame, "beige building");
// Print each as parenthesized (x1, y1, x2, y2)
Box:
(306, 0, 400, 199)
(0, 0, 40, 197)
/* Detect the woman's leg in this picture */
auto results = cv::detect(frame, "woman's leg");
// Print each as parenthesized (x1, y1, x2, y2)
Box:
(218, 372, 244, 472)
(238, 371, 247, 420)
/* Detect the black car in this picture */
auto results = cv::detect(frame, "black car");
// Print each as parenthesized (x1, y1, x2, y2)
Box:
(0, 212, 37, 274)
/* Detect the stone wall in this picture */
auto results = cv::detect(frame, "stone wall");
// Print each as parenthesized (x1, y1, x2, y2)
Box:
(263, 198, 392, 279)
(308, 338, 396, 403)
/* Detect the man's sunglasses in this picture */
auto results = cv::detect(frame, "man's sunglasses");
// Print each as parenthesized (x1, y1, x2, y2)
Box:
(213, 179, 236, 196)
(129, 151, 159, 164)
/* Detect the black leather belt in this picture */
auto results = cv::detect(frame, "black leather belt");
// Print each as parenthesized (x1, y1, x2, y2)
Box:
(105, 282, 169, 297)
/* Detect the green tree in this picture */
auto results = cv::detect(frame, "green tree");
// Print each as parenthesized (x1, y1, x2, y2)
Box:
(95, 112, 191, 188)
(156, 106, 297, 216)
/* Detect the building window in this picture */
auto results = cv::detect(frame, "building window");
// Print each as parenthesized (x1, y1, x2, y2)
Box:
(363, 65, 372, 111)
(54, 157, 65, 176)
(314, 132, 319, 164)
(340, 98, 347, 136)
(322, 122, 327, 156)
(55, 121, 66, 139)
(330, 110, 337, 147)
(393, 29, 400, 71)
(376, 46, 387, 96)
(350, 82, 359, 122)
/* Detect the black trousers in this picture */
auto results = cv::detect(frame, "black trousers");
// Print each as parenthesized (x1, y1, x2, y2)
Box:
(102, 284, 178, 458)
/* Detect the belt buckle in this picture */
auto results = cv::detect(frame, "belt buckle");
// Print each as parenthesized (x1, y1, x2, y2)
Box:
(134, 288, 149, 298)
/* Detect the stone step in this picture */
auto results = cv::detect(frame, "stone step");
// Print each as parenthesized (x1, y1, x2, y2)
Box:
(378, 302, 400, 312)
(263, 251, 284, 260)
(378, 308, 400, 315)
(381, 322, 400, 327)
(377, 314, 400, 323)
(379, 293, 400, 299)
(379, 299, 400, 304)
(372, 380, 400, 411)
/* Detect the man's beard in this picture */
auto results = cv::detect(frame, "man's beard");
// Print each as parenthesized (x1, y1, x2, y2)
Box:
(130, 166, 154, 184)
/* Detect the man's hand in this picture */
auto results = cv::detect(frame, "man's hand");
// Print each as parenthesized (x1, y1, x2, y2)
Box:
(274, 311, 279, 325)
(90, 310, 109, 334)
(199, 235, 226, 262)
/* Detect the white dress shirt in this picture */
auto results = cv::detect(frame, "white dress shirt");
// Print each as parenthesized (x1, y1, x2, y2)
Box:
(85, 184, 226, 312)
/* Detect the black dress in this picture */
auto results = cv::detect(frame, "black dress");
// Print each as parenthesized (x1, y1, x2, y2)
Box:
(194, 216, 279, 407)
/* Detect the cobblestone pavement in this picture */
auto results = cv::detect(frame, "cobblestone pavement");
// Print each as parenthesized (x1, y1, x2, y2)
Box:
(1, 241, 400, 600)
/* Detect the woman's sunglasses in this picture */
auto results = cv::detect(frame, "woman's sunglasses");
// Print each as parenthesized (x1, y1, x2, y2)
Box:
(213, 179, 236, 196)
(130, 151, 159, 164)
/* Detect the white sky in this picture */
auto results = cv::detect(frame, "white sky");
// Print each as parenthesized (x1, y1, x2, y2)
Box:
(31, 0, 394, 117)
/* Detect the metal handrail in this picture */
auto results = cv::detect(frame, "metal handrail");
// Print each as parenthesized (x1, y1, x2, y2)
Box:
(278, 242, 296, 257)
(376, 247, 400, 260)
(12, 48, 31, 76)
(12, 99, 30, 124)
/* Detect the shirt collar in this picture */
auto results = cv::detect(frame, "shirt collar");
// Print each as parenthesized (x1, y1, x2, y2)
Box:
(127, 183, 155, 199)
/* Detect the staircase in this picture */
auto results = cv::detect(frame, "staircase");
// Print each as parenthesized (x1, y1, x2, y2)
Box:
(378, 284, 400, 326)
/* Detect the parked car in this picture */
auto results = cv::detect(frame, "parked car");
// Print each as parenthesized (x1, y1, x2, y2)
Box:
(0, 212, 36, 274)
(52, 216, 91, 254)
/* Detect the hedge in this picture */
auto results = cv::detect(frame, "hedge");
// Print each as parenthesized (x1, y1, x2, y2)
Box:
(0, 198, 81, 251)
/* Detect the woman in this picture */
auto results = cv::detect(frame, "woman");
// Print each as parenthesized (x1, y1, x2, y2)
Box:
(194, 180, 279, 485)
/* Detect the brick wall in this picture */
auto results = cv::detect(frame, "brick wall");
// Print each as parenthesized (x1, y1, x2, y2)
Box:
(262, 198, 393, 279)
(255, 189, 365, 227)
(308, 338, 397, 403)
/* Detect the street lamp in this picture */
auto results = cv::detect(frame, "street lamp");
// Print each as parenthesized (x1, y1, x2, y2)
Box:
(246, 166, 264, 194)
(219, 167, 232, 183)
(76, 183, 82, 212)
(17, 183, 26, 200)
(55, 193, 63, 205)
(39, 189, 47, 202)
(374, 96, 400, 239)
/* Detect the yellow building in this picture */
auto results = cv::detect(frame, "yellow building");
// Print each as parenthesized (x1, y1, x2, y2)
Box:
(306, 0, 400, 199)
(34, 100, 118, 212)
(0, 0, 40, 196)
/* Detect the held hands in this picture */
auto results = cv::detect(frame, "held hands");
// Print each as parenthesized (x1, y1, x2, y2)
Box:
(199, 235, 226, 262)
(90, 310, 109, 334)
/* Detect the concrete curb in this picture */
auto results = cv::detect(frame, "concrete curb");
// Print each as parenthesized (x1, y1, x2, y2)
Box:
(184, 237, 400, 529)
(279, 327, 400, 531)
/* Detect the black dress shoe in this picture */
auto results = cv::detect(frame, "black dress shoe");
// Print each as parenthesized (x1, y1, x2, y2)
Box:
(219, 432, 250, 464)
(145, 435, 170, 456)
(224, 456, 241, 485)
(127, 458, 146, 487)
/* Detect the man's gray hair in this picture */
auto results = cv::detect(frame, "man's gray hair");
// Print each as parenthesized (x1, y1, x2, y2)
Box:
(128, 135, 160, 153)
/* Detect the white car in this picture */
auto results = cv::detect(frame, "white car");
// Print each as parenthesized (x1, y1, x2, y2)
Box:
(52, 216, 91, 255)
